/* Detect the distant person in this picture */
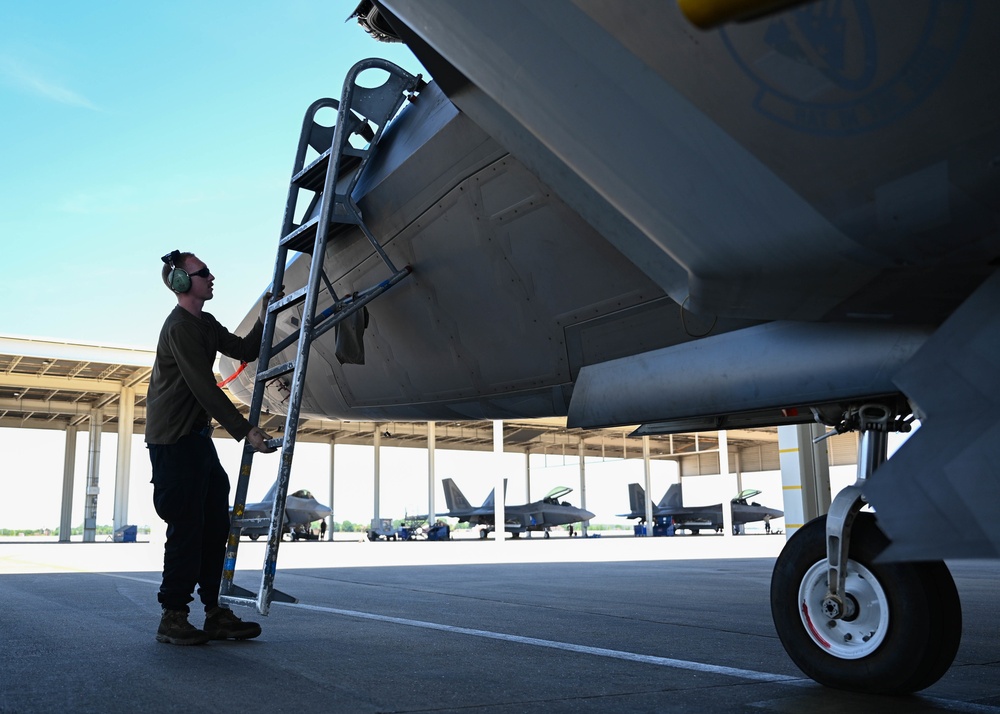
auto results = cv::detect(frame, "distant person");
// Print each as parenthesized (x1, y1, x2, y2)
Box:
(764, 514, 772, 534)
(146, 249, 279, 646)
(320, 520, 327, 540)
(568, 524, 575, 538)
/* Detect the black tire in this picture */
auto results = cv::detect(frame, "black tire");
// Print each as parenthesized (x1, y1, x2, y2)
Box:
(771, 513, 961, 694)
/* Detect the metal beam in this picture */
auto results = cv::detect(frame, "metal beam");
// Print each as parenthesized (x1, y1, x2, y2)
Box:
(0, 372, 149, 396)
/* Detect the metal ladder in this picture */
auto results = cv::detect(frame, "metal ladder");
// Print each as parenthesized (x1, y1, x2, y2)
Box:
(219, 59, 424, 615)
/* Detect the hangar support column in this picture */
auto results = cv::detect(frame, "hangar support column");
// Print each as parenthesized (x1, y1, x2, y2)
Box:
(373, 427, 382, 524)
(113, 386, 135, 532)
(778, 423, 831, 539)
(83, 408, 103, 543)
(524, 451, 531, 503)
(642, 436, 653, 534)
(493, 420, 505, 546)
(327, 436, 336, 541)
(427, 422, 436, 526)
(578, 439, 588, 537)
(59, 426, 77, 542)
(720, 431, 735, 537)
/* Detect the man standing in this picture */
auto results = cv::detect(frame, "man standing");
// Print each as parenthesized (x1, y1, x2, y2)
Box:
(146, 250, 277, 645)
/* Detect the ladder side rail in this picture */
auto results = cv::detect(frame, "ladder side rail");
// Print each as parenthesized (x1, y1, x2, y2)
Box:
(334, 62, 419, 275)
(255, 90, 354, 610)
(221, 99, 330, 599)
(326, 60, 417, 212)
(226, 60, 423, 611)
(340, 59, 420, 134)
(256, 211, 338, 614)
(221, 244, 290, 592)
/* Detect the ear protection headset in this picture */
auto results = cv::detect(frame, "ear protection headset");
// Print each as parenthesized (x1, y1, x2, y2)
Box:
(161, 250, 191, 293)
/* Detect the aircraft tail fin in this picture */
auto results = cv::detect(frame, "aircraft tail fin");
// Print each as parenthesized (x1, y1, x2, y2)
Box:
(442, 478, 473, 512)
(480, 479, 506, 508)
(627, 482, 648, 514)
(659, 483, 683, 508)
(260, 479, 280, 505)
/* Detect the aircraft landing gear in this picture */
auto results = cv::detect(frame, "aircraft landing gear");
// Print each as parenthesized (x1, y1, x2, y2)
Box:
(772, 512, 961, 693)
(770, 404, 962, 694)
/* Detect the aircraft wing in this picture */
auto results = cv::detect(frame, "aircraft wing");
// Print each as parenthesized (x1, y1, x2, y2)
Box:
(654, 504, 722, 524)
(222, 0, 1000, 561)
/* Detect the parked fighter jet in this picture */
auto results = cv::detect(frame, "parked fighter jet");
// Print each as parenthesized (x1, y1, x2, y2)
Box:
(619, 483, 783, 535)
(222, 0, 1000, 695)
(238, 480, 332, 541)
(431, 478, 594, 539)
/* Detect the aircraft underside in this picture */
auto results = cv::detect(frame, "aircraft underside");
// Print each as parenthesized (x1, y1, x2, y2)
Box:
(221, 0, 1000, 695)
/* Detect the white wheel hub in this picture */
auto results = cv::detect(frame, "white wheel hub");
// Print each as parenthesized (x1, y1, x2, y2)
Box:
(797, 559, 889, 659)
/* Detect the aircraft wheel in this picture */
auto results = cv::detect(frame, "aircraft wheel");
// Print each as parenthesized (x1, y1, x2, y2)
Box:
(771, 513, 961, 694)
(249, 534, 259, 541)
(479, 529, 488, 540)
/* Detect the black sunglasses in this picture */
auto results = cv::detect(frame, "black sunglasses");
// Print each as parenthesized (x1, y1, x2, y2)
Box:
(188, 267, 211, 279)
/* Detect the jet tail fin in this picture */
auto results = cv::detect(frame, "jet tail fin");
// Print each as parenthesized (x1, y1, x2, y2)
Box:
(442, 478, 473, 512)
(480, 479, 507, 508)
(260, 479, 280, 505)
(659, 483, 683, 508)
(627, 482, 647, 514)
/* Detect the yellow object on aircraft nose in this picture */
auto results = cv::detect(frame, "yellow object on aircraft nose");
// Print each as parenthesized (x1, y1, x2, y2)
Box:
(676, 0, 808, 29)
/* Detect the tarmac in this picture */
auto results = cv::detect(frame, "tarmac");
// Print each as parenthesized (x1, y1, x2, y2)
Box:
(1, 532, 998, 713)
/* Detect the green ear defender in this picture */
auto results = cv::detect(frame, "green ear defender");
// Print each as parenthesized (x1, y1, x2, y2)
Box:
(161, 250, 191, 293)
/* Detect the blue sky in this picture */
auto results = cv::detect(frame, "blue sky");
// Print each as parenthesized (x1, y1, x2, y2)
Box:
(0, 4, 797, 532)
(0, 1, 424, 348)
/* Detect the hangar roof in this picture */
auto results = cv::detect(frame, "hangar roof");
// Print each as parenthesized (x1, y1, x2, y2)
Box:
(0, 335, 779, 462)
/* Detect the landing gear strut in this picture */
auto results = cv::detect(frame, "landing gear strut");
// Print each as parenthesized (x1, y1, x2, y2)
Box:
(770, 404, 962, 694)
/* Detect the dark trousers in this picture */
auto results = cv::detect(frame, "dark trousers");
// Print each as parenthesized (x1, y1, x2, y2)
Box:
(149, 432, 231, 614)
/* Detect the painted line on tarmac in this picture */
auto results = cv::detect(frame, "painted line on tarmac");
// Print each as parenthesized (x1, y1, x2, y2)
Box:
(281, 600, 802, 684)
(93, 573, 1000, 710)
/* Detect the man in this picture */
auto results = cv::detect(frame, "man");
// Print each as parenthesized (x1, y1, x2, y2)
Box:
(146, 249, 277, 645)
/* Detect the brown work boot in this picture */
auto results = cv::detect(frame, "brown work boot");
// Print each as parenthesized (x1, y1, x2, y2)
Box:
(156, 609, 210, 646)
(203, 606, 262, 640)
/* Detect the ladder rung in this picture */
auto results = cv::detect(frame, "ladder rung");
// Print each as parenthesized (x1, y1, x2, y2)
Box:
(257, 361, 295, 382)
(232, 516, 271, 529)
(291, 150, 362, 192)
(219, 595, 258, 609)
(268, 287, 308, 315)
(221, 587, 299, 607)
(264, 437, 283, 450)
(280, 217, 319, 253)
(292, 150, 331, 192)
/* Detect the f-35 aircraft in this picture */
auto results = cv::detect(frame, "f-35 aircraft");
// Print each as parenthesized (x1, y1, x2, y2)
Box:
(620, 483, 784, 535)
(222, 0, 1000, 695)
(238, 480, 332, 542)
(430, 478, 594, 539)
